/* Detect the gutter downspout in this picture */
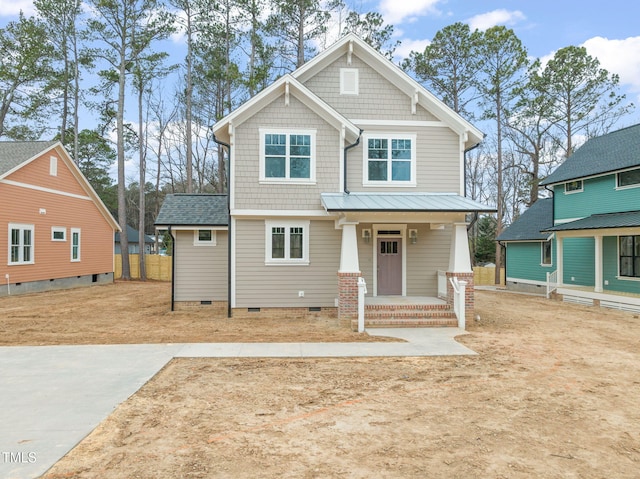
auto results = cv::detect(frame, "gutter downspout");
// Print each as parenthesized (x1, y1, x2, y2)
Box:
(168, 225, 175, 312)
(344, 129, 363, 194)
(212, 130, 232, 319)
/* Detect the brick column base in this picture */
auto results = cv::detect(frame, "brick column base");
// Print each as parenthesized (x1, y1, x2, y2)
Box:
(338, 272, 361, 323)
(446, 272, 474, 326)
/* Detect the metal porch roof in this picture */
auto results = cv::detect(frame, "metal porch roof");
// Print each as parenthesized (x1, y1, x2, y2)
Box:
(321, 192, 495, 213)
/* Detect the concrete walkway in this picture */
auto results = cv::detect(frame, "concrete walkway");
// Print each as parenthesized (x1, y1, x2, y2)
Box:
(0, 328, 475, 479)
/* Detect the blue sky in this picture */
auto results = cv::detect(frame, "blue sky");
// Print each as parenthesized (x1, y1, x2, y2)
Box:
(2, 0, 639, 126)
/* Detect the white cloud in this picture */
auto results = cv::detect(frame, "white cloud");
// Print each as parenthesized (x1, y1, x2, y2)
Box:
(467, 9, 526, 32)
(394, 38, 431, 62)
(378, 0, 442, 26)
(0, 0, 36, 17)
(582, 36, 640, 96)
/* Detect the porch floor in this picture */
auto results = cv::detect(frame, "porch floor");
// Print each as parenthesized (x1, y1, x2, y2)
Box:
(365, 295, 447, 306)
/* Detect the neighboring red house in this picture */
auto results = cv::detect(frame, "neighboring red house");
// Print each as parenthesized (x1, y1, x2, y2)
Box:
(0, 141, 120, 296)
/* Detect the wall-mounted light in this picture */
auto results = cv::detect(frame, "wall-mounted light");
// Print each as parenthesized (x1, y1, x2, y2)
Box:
(362, 229, 371, 243)
(409, 229, 418, 244)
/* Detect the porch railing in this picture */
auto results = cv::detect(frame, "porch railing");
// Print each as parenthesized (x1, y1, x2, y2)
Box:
(449, 277, 467, 329)
(546, 270, 558, 299)
(437, 270, 447, 299)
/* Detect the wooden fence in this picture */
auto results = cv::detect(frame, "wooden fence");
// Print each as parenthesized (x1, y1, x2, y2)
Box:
(473, 266, 505, 286)
(115, 256, 503, 286)
(115, 254, 172, 281)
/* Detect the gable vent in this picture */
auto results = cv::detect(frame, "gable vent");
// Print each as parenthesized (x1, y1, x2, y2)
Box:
(340, 68, 359, 95)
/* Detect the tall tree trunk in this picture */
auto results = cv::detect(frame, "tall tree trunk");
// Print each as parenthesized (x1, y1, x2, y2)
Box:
(185, 6, 193, 193)
(138, 85, 147, 281)
(494, 94, 503, 285)
(117, 49, 131, 280)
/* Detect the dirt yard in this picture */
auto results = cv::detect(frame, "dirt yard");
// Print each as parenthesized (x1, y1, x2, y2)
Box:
(2, 282, 640, 478)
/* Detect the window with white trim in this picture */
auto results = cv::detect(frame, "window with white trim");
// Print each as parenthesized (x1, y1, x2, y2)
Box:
(71, 228, 81, 262)
(52, 227, 66, 241)
(617, 168, 640, 189)
(260, 129, 316, 183)
(564, 180, 583, 193)
(363, 133, 416, 186)
(619, 235, 640, 278)
(9, 224, 34, 265)
(194, 229, 217, 246)
(265, 220, 309, 264)
(541, 240, 552, 266)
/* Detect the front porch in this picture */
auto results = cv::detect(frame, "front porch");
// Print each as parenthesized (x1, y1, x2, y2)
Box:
(551, 284, 640, 313)
(352, 295, 458, 329)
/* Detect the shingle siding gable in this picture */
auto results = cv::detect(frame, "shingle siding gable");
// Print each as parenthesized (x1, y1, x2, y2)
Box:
(302, 54, 439, 122)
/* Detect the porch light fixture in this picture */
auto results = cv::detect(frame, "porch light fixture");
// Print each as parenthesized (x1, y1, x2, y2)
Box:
(409, 229, 418, 244)
(362, 229, 371, 243)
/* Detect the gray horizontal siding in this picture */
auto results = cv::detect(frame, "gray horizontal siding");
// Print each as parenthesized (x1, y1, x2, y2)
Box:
(174, 230, 228, 302)
(346, 126, 461, 193)
(234, 219, 340, 307)
(234, 95, 342, 210)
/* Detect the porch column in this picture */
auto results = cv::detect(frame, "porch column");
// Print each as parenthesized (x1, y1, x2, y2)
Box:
(556, 236, 564, 286)
(447, 222, 474, 326)
(448, 222, 472, 273)
(338, 222, 361, 323)
(594, 235, 603, 293)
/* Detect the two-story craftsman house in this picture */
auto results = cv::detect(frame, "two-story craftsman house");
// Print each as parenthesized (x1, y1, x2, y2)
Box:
(498, 123, 640, 312)
(156, 34, 495, 328)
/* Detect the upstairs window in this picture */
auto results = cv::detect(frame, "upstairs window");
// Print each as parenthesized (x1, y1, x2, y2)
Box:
(564, 180, 583, 193)
(260, 129, 316, 183)
(620, 235, 640, 278)
(363, 134, 416, 186)
(9, 224, 34, 265)
(617, 168, 640, 189)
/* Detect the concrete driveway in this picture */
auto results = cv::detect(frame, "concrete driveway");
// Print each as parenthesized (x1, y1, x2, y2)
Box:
(0, 328, 475, 478)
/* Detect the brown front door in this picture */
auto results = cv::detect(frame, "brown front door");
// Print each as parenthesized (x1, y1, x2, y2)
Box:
(377, 238, 402, 295)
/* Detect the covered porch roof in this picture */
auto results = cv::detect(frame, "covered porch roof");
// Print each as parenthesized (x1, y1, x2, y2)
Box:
(543, 210, 640, 236)
(321, 192, 495, 213)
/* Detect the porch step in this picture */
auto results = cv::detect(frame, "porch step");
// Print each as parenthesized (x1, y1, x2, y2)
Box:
(352, 304, 458, 329)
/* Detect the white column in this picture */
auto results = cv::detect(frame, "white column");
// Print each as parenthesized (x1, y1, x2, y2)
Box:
(339, 222, 360, 273)
(594, 235, 603, 293)
(556, 236, 563, 286)
(448, 222, 472, 273)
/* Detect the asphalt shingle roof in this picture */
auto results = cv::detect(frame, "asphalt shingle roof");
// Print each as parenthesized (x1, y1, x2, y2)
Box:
(155, 194, 228, 227)
(320, 192, 495, 212)
(496, 198, 554, 242)
(115, 225, 155, 244)
(540, 124, 640, 186)
(0, 141, 58, 176)
(543, 210, 640, 232)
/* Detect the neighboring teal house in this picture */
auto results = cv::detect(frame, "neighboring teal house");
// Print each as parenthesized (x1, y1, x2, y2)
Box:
(498, 124, 640, 312)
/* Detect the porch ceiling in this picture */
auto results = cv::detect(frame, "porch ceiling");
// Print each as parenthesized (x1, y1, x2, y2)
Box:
(321, 192, 495, 213)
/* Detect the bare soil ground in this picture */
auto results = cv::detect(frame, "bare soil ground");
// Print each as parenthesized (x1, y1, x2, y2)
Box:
(0, 281, 389, 345)
(2, 282, 640, 478)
